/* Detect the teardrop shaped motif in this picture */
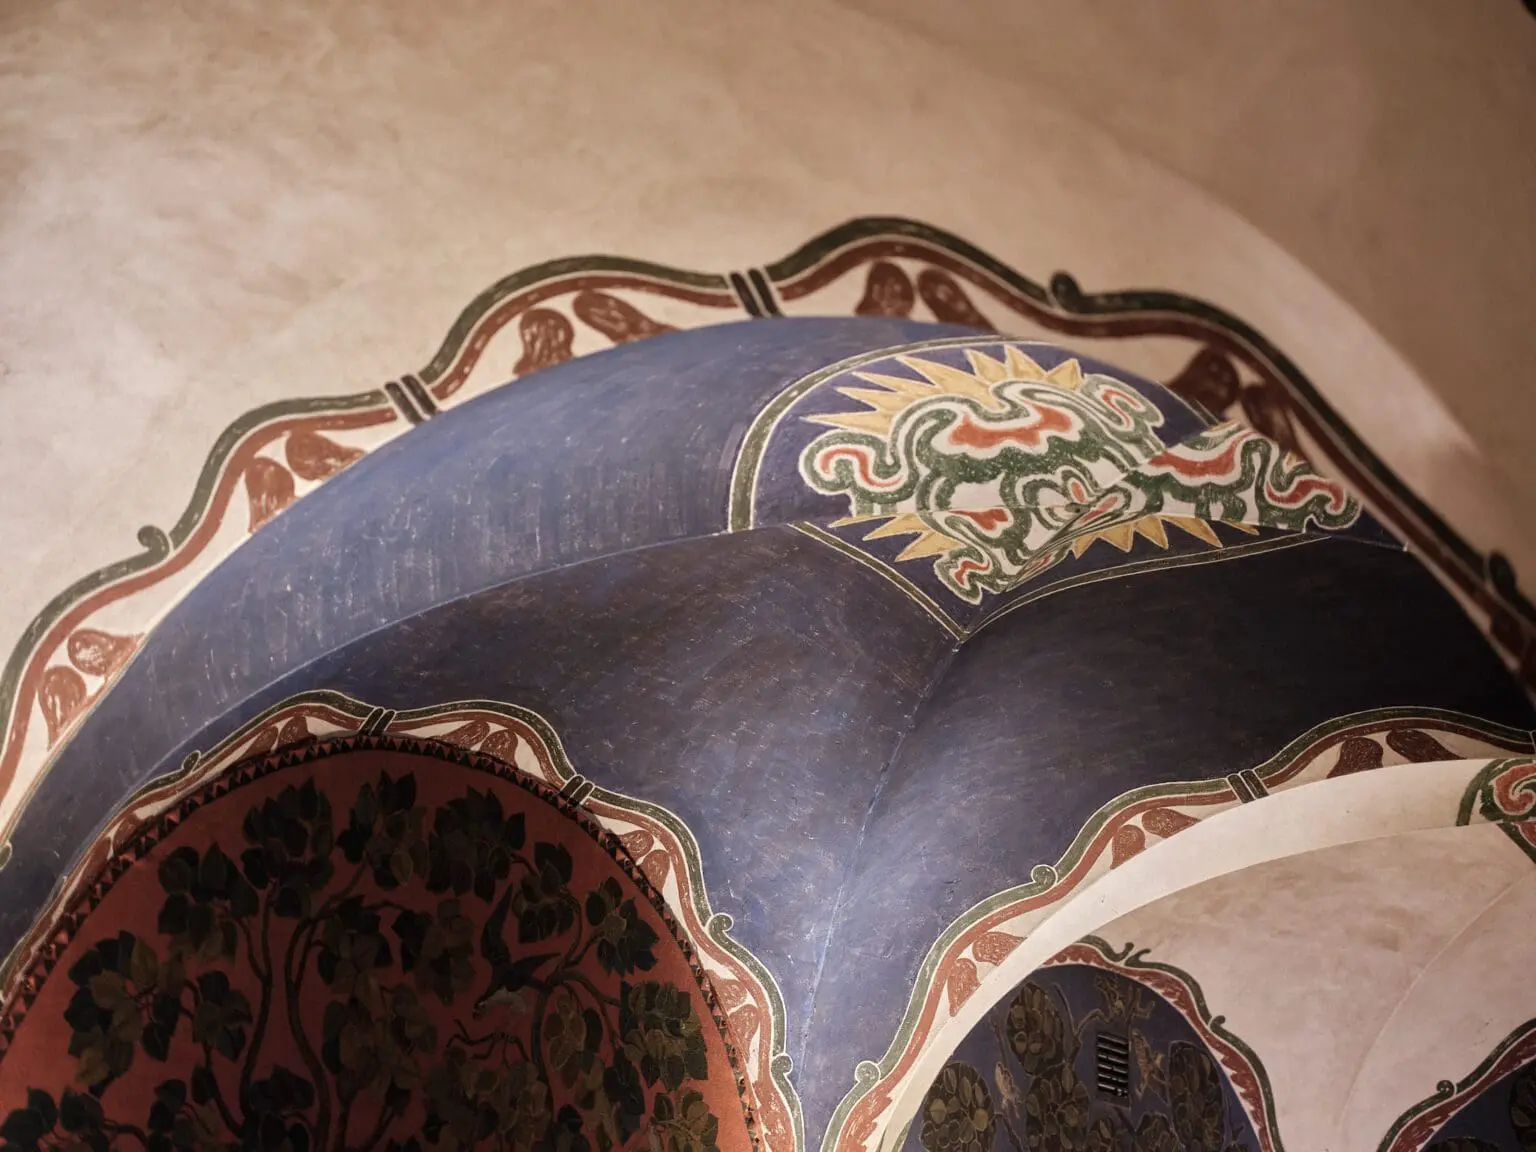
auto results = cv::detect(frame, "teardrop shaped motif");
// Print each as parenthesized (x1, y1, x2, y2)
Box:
(246, 457, 296, 532)
(285, 429, 364, 483)
(66, 629, 139, 679)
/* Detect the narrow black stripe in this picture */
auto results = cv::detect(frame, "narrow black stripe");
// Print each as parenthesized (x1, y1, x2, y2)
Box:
(1242, 768, 1270, 798)
(383, 381, 424, 425)
(559, 774, 588, 800)
(748, 268, 783, 316)
(401, 374, 439, 417)
(729, 272, 764, 318)
(1227, 773, 1257, 803)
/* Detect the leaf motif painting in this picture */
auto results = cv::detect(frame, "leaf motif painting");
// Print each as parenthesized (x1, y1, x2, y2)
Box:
(0, 746, 756, 1152)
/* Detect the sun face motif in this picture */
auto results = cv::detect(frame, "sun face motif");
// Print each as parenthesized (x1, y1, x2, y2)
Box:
(795, 346, 1361, 606)
(798, 346, 1171, 603)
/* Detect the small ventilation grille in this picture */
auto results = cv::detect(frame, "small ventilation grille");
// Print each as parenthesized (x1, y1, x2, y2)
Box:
(1095, 1032, 1131, 1099)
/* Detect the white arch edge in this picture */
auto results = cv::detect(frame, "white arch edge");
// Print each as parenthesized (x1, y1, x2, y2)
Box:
(877, 757, 1497, 1152)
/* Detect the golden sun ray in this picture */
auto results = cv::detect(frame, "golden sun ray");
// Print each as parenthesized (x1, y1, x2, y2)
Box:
(1068, 514, 1256, 558)
(805, 348, 1090, 438)
(1135, 516, 1170, 549)
(893, 355, 1005, 409)
(860, 512, 960, 562)
(1043, 357, 1084, 391)
(1163, 515, 1222, 547)
(965, 348, 1012, 385)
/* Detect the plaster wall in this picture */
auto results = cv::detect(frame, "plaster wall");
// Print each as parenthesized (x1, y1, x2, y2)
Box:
(2, 0, 1534, 673)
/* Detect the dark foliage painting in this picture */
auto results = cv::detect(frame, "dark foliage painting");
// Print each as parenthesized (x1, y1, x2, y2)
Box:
(0, 749, 751, 1152)
(909, 963, 1256, 1152)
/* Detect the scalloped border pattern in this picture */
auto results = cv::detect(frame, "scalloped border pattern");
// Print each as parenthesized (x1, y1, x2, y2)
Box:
(817, 708, 1535, 1152)
(3, 217, 1533, 851)
(0, 693, 800, 1152)
(1043, 936, 1282, 1152)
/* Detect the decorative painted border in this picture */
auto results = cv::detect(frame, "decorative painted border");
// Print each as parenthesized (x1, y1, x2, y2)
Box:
(0, 692, 801, 1152)
(0, 272, 747, 841)
(1456, 755, 1536, 863)
(728, 333, 1356, 640)
(766, 219, 1536, 683)
(817, 708, 1535, 1152)
(1042, 936, 1282, 1152)
(4, 216, 1533, 848)
(1375, 1017, 1536, 1152)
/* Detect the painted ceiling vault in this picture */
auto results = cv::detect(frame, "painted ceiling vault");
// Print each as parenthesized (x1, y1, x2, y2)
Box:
(0, 220, 1533, 1152)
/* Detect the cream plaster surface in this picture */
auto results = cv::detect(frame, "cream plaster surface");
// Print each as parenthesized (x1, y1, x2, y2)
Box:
(2, 0, 1535, 676)
(875, 760, 1519, 1152)
(852, 0, 1536, 518)
(1093, 825, 1536, 1152)
(1337, 871, 1536, 1150)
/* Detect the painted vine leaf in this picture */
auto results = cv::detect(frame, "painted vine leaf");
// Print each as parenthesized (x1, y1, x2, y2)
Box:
(919, 1064, 994, 1152)
(1022, 1062, 1089, 1152)
(1, 768, 721, 1152)
(1004, 985, 1071, 1077)
(920, 974, 1254, 1152)
(1167, 1043, 1224, 1152)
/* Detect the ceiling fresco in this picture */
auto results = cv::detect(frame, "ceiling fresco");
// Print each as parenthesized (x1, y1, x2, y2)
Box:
(4, 219, 1534, 849)
(0, 736, 763, 1152)
(0, 223, 1533, 1152)
(905, 942, 1268, 1152)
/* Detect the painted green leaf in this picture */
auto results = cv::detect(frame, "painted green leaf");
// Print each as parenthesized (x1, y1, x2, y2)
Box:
(1085, 1115, 1124, 1152)
(56, 1091, 102, 1136)
(619, 982, 709, 1093)
(1005, 983, 1070, 1076)
(23, 1092, 54, 1137)
(1132, 1113, 1181, 1152)
(393, 900, 476, 1005)
(546, 994, 585, 1085)
(157, 847, 198, 897)
(586, 879, 659, 976)
(651, 1089, 722, 1152)
(146, 1081, 185, 1133)
(128, 937, 159, 992)
(1023, 1063, 1088, 1152)
(424, 1049, 551, 1152)
(426, 787, 524, 901)
(598, 1050, 646, 1148)
(190, 971, 252, 1060)
(240, 782, 335, 918)
(0, 1105, 48, 1152)
(919, 1062, 994, 1152)
(512, 862, 577, 945)
(542, 1104, 592, 1152)
(1169, 1042, 1226, 1152)
(338, 772, 429, 890)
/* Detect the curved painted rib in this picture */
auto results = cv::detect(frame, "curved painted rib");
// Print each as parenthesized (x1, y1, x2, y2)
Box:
(2, 217, 1532, 859)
